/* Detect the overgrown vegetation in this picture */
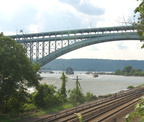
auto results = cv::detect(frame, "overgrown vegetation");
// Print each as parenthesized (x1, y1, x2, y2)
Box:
(0, 33, 98, 121)
(0, 33, 41, 117)
(0, 72, 98, 121)
(115, 65, 144, 76)
(125, 0, 144, 121)
(125, 97, 144, 122)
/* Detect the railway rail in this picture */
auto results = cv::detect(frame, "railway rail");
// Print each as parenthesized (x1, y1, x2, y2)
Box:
(90, 98, 140, 122)
(35, 87, 144, 122)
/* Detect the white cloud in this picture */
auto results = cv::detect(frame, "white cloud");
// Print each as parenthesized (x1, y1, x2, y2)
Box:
(59, 0, 105, 16)
(59, 41, 144, 60)
(1, 0, 143, 60)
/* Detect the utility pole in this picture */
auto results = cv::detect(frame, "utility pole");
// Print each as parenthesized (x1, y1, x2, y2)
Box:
(73, 76, 82, 81)
(73, 76, 82, 90)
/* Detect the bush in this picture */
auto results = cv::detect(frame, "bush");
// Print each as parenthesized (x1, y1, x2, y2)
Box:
(23, 103, 37, 112)
(85, 92, 97, 102)
(127, 86, 135, 90)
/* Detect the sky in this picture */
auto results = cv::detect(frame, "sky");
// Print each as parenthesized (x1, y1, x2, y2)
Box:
(1, 0, 144, 60)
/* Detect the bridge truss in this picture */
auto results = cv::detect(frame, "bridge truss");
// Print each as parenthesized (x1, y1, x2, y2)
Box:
(8, 26, 138, 66)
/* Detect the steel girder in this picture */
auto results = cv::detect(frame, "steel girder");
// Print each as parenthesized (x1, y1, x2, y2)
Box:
(7, 26, 139, 66)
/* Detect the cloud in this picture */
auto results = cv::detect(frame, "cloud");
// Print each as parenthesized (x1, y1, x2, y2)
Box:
(1, 0, 103, 35)
(0, 4, 38, 34)
(58, 0, 80, 5)
(27, 3, 103, 32)
(117, 42, 128, 50)
(77, 1, 105, 16)
(59, 0, 105, 16)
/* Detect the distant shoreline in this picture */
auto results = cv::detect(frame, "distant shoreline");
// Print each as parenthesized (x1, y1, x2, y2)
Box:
(42, 59, 144, 72)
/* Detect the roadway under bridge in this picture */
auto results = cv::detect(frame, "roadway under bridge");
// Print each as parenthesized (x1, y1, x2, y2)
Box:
(8, 25, 139, 67)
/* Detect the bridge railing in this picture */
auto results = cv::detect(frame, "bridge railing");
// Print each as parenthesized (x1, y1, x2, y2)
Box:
(7, 26, 138, 66)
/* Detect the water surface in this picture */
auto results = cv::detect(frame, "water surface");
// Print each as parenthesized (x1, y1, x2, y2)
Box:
(40, 71, 144, 96)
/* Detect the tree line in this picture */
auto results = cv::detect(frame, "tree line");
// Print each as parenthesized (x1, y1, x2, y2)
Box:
(115, 65, 144, 76)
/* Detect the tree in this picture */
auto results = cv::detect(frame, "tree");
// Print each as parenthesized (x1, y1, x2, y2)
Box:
(68, 77, 85, 105)
(115, 69, 123, 75)
(125, 1, 144, 121)
(123, 66, 133, 75)
(0, 33, 41, 114)
(60, 72, 68, 98)
(34, 84, 59, 108)
(133, 0, 144, 48)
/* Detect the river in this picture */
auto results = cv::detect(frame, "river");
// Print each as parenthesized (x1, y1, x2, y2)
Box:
(39, 71, 144, 96)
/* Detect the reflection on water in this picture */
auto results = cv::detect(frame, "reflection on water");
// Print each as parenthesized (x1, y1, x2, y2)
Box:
(40, 71, 144, 96)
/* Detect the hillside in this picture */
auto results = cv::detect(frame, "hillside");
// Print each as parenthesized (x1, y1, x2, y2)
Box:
(42, 59, 144, 72)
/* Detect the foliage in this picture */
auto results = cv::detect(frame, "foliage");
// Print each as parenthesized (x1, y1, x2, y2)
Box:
(125, 1, 144, 121)
(127, 86, 135, 90)
(115, 65, 144, 76)
(0, 86, 28, 115)
(44, 59, 144, 72)
(34, 84, 60, 108)
(59, 72, 68, 100)
(68, 78, 85, 105)
(22, 103, 37, 112)
(75, 113, 84, 122)
(85, 92, 98, 102)
(125, 97, 144, 122)
(133, 0, 144, 48)
(123, 66, 132, 74)
(0, 34, 41, 115)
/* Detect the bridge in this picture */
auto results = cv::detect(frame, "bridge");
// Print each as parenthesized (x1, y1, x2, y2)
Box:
(8, 25, 138, 67)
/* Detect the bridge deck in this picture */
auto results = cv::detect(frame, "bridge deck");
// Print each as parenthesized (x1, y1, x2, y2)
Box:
(7, 25, 139, 66)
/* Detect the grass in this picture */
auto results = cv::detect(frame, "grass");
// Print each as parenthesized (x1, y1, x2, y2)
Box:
(0, 115, 20, 122)
(0, 103, 74, 122)
(33, 103, 74, 116)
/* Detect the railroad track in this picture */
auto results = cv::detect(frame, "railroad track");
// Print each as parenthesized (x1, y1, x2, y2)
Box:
(89, 98, 140, 122)
(35, 87, 144, 122)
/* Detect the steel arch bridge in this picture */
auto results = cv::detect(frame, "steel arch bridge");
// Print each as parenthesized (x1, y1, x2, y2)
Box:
(8, 25, 138, 67)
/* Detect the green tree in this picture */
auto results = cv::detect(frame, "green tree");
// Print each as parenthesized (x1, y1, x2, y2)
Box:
(125, 97, 144, 122)
(125, 1, 144, 121)
(68, 76, 85, 105)
(0, 33, 41, 115)
(60, 72, 68, 98)
(134, 0, 144, 48)
(115, 69, 123, 75)
(123, 66, 133, 75)
(34, 84, 59, 108)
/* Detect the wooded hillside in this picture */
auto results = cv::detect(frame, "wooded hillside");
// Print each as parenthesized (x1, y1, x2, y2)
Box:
(42, 59, 144, 71)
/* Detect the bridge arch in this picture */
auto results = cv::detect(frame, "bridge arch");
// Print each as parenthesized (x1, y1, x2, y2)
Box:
(36, 32, 138, 66)
(8, 26, 139, 67)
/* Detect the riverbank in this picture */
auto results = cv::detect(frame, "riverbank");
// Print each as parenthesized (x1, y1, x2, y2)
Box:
(12, 85, 144, 122)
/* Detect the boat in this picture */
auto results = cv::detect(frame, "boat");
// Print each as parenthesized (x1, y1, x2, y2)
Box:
(66, 67, 74, 74)
(92, 72, 99, 77)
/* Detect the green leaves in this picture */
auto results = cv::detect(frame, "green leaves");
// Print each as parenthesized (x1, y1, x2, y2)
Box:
(134, 1, 144, 48)
(60, 72, 68, 99)
(0, 35, 41, 115)
(75, 113, 84, 122)
(34, 84, 59, 108)
(125, 97, 144, 122)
